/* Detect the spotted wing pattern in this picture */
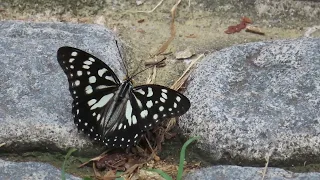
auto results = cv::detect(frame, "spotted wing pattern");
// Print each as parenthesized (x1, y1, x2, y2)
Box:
(57, 46, 191, 148)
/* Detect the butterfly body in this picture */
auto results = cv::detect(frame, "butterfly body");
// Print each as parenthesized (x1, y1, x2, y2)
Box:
(57, 46, 190, 148)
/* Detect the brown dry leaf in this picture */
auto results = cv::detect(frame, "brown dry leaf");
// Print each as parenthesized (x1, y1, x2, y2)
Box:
(95, 153, 127, 171)
(242, 16, 252, 24)
(93, 163, 103, 179)
(102, 170, 119, 180)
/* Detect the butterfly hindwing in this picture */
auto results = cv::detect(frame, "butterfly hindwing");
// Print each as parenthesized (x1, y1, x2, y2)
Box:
(131, 85, 191, 131)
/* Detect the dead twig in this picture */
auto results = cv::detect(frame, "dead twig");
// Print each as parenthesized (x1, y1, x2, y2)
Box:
(136, 0, 165, 13)
(261, 149, 273, 180)
(145, 66, 157, 84)
(78, 150, 109, 168)
(154, 0, 182, 56)
(144, 55, 166, 67)
(171, 54, 204, 90)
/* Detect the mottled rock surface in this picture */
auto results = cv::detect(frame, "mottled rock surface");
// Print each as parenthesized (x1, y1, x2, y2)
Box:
(0, 159, 80, 180)
(184, 165, 320, 180)
(181, 38, 320, 165)
(0, 21, 124, 154)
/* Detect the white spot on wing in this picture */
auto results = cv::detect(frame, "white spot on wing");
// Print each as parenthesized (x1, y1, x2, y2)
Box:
(153, 114, 158, 119)
(97, 114, 101, 120)
(71, 52, 78, 56)
(159, 106, 164, 111)
(84, 61, 92, 65)
(88, 99, 97, 106)
(140, 110, 148, 118)
(174, 102, 177, 108)
(75, 80, 80, 86)
(105, 76, 115, 82)
(133, 94, 143, 108)
(85, 85, 93, 94)
(90, 93, 114, 110)
(89, 76, 96, 84)
(135, 89, 145, 95)
(161, 92, 167, 99)
(161, 89, 168, 93)
(69, 58, 75, 63)
(96, 85, 116, 90)
(176, 96, 181, 102)
(147, 87, 153, 97)
(70, 65, 74, 69)
(160, 97, 165, 103)
(89, 57, 95, 62)
(83, 65, 90, 69)
(98, 68, 107, 77)
(132, 115, 137, 124)
(146, 100, 153, 108)
(77, 71, 82, 76)
(118, 123, 123, 130)
(125, 100, 133, 126)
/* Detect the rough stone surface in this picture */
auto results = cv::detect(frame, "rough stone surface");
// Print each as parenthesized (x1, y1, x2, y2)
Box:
(0, 21, 124, 154)
(180, 38, 320, 165)
(184, 165, 320, 180)
(0, 159, 81, 180)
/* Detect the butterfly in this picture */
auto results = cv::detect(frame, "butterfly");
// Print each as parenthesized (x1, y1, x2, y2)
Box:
(57, 46, 190, 149)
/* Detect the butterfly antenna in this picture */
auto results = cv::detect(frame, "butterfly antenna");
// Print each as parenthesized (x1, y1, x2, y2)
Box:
(129, 59, 164, 80)
(115, 40, 129, 77)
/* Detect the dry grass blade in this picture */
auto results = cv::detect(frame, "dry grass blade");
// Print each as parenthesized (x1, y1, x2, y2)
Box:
(78, 151, 109, 168)
(154, 0, 181, 56)
(136, 0, 165, 13)
(145, 66, 157, 84)
(261, 155, 270, 180)
(171, 54, 204, 90)
(0, 143, 5, 147)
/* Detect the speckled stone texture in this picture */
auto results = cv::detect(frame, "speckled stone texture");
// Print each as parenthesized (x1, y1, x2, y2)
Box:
(180, 38, 320, 165)
(0, 159, 81, 180)
(0, 21, 124, 154)
(184, 165, 320, 180)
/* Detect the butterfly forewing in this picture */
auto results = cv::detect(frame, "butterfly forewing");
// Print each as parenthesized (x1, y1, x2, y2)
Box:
(57, 46, 191, 149)
(57, 47, 121, 138)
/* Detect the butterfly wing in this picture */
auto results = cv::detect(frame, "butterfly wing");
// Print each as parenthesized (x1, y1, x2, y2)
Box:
(99, 84, 191, 148)
(131, 85, 191, 131)
(57, 46, 121, 139)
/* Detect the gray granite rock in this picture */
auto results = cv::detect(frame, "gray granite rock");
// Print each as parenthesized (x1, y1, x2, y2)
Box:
(180, 38, 320, 165)
(0, 21, 124, 154)
(0, 159, 80, 180)
(184, 165, 320, 180)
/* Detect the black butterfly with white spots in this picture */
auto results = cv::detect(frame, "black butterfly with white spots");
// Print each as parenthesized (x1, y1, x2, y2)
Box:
(57, 46, 190, 149)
